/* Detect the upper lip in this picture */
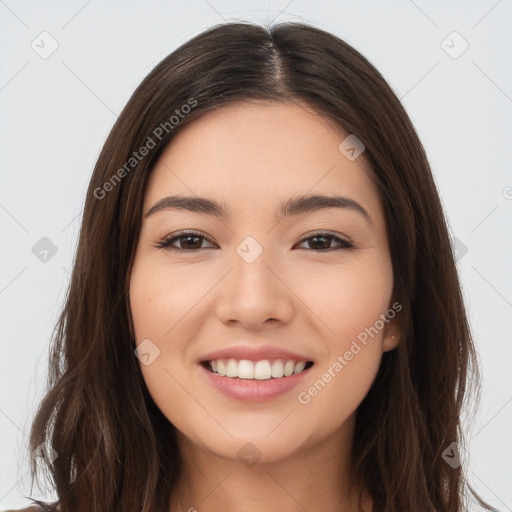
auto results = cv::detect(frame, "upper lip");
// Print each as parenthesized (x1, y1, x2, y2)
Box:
(200, 345, 313, 363)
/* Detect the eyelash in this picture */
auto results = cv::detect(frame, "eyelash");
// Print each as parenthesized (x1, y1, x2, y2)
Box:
(154, 230, 356, 253)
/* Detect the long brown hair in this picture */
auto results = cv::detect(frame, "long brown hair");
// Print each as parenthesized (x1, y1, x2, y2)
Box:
(26, 21, 497, 512)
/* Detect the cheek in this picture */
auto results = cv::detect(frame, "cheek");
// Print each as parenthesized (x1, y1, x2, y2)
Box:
(291, 254, 393, 344)
(291, 255, 392, 415)
(128, 257, 186, 381)
(295, 346, 379, 441)
(128, 258, 198, 430)
(128, 255, 220, 414)
(129, 257, 208, 344)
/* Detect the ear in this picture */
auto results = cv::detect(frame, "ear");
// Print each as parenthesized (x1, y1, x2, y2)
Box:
(382, 329, 401, 353)
(381, 303, 403, 353)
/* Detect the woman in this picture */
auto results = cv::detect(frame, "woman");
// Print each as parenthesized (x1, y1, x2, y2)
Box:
(11, 21, 496, 512)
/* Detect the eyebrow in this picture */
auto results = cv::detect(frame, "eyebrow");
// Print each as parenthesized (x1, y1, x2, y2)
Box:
(145, 193, 373, 227)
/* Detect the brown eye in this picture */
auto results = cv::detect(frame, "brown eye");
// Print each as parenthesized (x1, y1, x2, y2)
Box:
(154, 231, 215, 252)
(294, 233, 355, 252)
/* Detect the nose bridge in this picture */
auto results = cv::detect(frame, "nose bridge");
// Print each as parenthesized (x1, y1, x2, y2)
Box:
(234, 235, 273, 289)
(215, 234, 293, 327)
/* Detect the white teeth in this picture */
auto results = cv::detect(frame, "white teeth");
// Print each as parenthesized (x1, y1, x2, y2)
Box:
(283, 360, 295, 376)
(293, 361, 306, 374)
(238, 359, 254, 379)
(254, 360, 272, 380)
(225, 359, 238, 377)
(271, 360, 284, 378)
(207, 358, 311, 380)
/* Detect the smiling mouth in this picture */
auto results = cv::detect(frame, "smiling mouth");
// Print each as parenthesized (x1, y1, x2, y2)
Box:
(201, 359, 314, 380)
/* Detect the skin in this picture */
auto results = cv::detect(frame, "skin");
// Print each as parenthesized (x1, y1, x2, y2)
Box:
(129, 99, 402, 512)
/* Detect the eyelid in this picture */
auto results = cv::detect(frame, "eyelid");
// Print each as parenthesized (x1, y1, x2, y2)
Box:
(295, 231, 355, 251)
(297, 229, 351, 243)
(153, 230, 216, 251)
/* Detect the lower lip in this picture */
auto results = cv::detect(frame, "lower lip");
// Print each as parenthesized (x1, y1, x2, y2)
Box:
(198, 363, 313, 402)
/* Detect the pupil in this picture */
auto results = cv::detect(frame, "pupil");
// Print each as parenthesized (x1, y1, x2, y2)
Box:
(311, 236, 328, 249)
(183, 236, 200, 249)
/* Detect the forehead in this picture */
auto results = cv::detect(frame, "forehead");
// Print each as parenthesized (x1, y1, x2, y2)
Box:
(145, 100, 384, 227)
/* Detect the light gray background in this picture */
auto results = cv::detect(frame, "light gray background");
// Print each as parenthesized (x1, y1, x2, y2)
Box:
(1, 0, 511, 510)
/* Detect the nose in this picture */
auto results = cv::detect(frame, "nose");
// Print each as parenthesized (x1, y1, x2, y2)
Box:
(215, 242, 294, 330)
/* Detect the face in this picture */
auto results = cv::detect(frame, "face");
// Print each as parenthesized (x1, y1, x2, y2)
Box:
(129, 99, 400, 465)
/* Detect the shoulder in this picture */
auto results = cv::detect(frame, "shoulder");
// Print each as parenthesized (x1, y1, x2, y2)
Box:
(2, 508, 45, 512)
(2, 508, 46, 512)
(2, 507, 51, 512)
